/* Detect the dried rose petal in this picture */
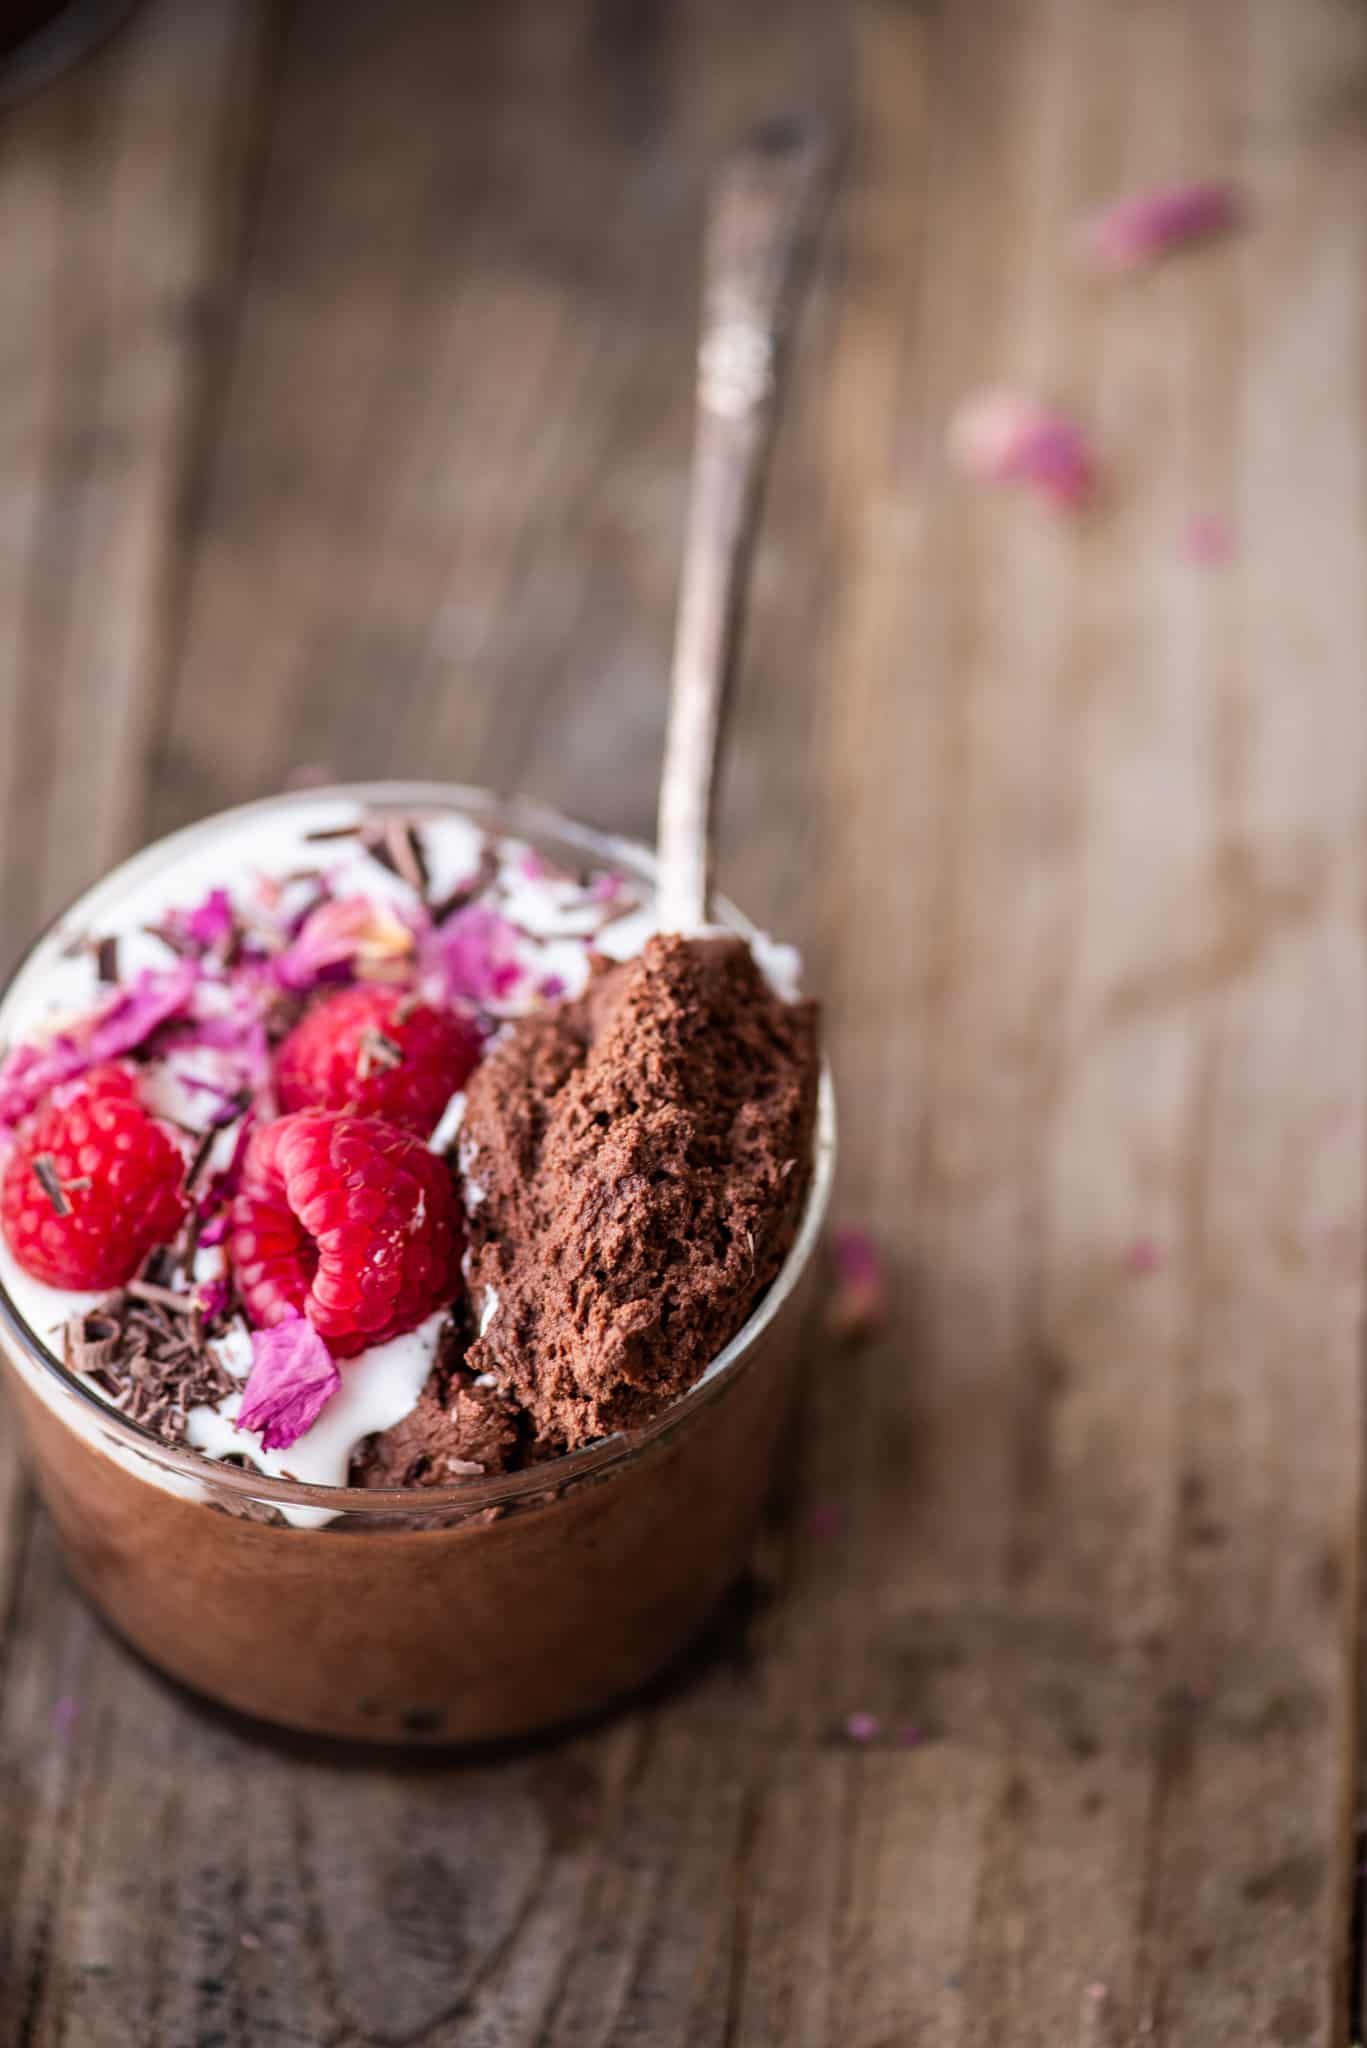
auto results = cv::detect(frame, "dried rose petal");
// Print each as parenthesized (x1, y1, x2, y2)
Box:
(0, 963, 198, 1128)
(158, 887, 235, 955)
(194, 1276, 232, 1324)
(421, 902, 524, 1007)
(827, 1226, 887, 1343)
(1182, 514, 1232, 566)
(1081, 180, 1243, 272)
(809, 1502, 841, 1540)
(948, 389, 1095, 512)
(237, 1315, 340, 1451)
(272, 894, 416, 992)
(844, 1711, 880, 1743)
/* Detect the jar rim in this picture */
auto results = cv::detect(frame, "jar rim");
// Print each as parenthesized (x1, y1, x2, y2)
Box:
(0, 782, 837, 1515)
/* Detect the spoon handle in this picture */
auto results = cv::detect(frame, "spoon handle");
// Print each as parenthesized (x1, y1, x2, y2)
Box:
(655, 115, 835, 935)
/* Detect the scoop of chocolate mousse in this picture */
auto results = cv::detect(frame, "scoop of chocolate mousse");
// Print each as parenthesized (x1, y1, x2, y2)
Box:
(351, 1317, 521, 1488)
(458, 931, 819, 1454)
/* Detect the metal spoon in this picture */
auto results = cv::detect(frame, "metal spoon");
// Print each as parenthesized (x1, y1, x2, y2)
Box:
(655, 113, 836, 936)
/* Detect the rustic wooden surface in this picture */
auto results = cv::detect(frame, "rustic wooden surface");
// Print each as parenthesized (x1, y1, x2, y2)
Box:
(2, 0, 1367, 2041)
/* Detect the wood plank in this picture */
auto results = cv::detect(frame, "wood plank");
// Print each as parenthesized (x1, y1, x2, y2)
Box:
(805, 1, 1367, 2043)
(0, 0, 263, 976)
(0, 16, 264, 2028)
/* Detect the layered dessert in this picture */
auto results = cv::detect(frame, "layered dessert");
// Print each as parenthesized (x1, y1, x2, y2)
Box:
(0, 788, 830, 1738)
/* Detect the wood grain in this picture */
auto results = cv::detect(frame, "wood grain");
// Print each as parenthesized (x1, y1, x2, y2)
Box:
(3, 0, 1367, 2042)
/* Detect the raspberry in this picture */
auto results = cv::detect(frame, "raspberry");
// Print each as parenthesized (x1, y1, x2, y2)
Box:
(274, 984, 482, 1136)
(1, 1064, 188, 1289)
(229, 1111, 461, 1358)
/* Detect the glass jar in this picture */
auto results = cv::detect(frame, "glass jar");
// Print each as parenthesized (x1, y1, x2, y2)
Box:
(0, 785, 835, 1743)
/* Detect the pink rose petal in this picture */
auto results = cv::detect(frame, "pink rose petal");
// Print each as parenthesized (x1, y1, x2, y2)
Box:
(844, 1711, 880, 1743)
(283, 761, 333, 790)
(194, 1276, 232, 1323)
(158, 886, 235, 954)
(1082, 180, 1243, 272)
(948, 388, 1096, 512)
(421, 902, 525, 1007)
(88, 963, 200, 1061)
(273, 894, 415, 992)
(50, 1694, 81, 1741)
(827, 1226, 887, 1343)
(0, 962, 198, 1128)
(238, 1316, 340, 1452)
(1182, 514, 1232, 566)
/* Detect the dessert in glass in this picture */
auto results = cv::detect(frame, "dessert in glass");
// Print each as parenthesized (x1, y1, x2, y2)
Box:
(0, 784, 833, 1743)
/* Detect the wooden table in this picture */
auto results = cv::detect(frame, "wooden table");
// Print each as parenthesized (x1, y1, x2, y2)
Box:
(2, 1, 1365, 2040)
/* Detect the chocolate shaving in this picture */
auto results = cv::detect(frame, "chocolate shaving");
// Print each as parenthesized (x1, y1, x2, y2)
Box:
(181, 1123, 218, 1196)
(306, 812, 431, 902)
(375, 818, 429, 897)
(127, 1278, 199, 1315)
(95, 934, 120, 985)
(32, 1154, 71, 1217)
(64, 1289, 239, 1447)
(143, 920, 198, 959)
(357, 1027, 403, 1081)
(591, 893, 645, 934)
(430, 839, 500, 925)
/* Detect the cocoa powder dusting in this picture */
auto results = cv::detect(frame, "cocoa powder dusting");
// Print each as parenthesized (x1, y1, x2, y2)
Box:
(458, 933, 819, 1453)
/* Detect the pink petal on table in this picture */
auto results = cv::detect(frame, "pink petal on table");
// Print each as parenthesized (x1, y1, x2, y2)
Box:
(1081, 180, 1244, 272)
(50, 1694, 81, 1741)
(844, 1712, 880, 1743)
(1125, 1237, 1161, 1278)
(827, 1226, 888, 1342)
(948, 389, 1096, 512)
(238, 1316, 340, 1452)
(1182, 514, 1232, 566)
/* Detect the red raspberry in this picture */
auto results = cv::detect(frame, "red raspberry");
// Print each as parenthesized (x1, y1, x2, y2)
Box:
(1, 1064, 188, 1289)
(229, 1111, 461, 1358)
(274, 984, 481, 1136)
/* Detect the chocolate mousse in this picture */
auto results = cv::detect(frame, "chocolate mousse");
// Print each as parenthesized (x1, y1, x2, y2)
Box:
(456, 932, 819, 1454)
(352, 1310, 523, 1486)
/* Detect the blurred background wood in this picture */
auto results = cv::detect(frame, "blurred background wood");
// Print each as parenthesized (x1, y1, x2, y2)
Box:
(2, 0, 1367, 2042)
